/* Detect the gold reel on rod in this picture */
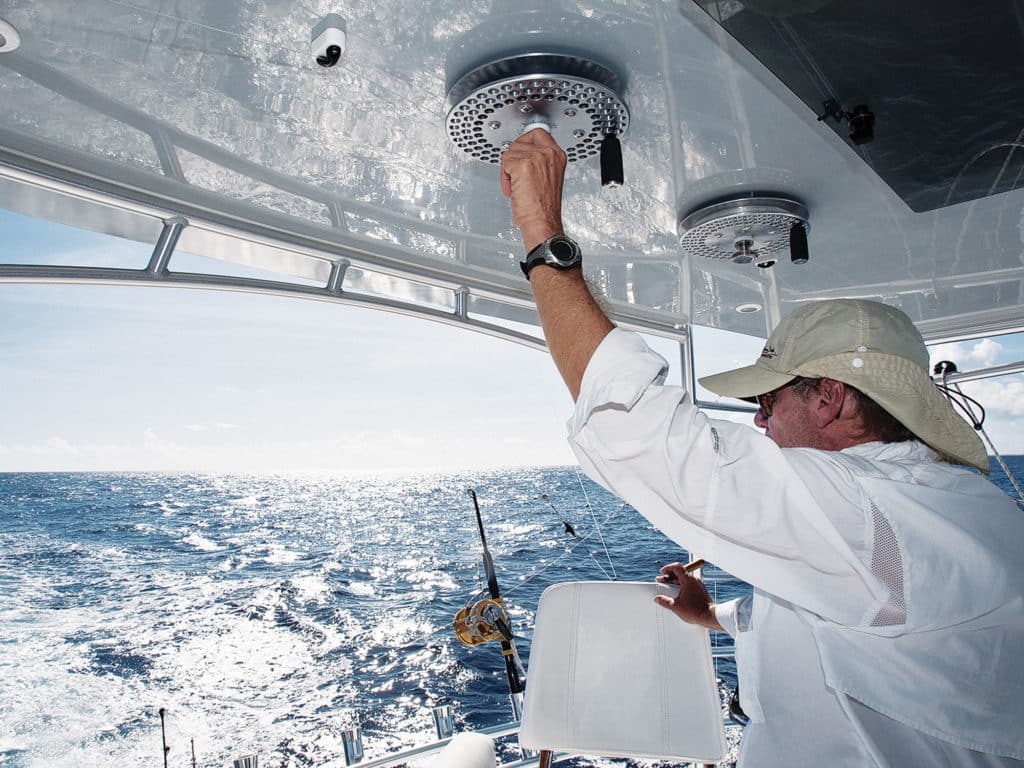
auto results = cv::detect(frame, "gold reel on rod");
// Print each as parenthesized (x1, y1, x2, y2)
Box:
(453, 597, 511, 647)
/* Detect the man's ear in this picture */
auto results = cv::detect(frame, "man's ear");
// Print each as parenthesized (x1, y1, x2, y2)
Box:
(812, 378, 847, 427)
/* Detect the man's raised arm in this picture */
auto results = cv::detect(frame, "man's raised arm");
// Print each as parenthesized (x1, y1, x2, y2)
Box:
(500, 129, 614, 401)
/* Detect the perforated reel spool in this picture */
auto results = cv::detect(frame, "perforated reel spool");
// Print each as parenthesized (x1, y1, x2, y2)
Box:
(445, 53, 629, 165)
(679, 195, 809, 268)
(453, 597, 509, 646)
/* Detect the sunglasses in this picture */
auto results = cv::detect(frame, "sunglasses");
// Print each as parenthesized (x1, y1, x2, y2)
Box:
(756, 378, 809, 418)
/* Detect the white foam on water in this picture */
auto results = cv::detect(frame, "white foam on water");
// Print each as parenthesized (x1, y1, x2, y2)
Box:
(263, 544, 301, 564)
(0, 562, 364, 768)
(1, 468, 697, 766)
(347, 581, 377, 597)
(228, 494, 263, 507)
(408, 569, 458, 591)
(493, 522, 544, 537)
(367, 612, 435, 647)
(290, 573, 331, 603)
(182, 531, 222, 551)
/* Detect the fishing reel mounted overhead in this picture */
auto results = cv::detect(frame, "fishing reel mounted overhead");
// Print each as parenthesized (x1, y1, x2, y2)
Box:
(445, 52, 629, 186)
(679, 194, 811, 269)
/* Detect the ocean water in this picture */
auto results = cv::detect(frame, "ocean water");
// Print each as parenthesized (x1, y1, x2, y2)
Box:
(1, 458, 1021, 767)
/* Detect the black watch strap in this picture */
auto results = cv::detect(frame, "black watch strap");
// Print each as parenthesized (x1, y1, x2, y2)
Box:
(520, 234, 582, 279)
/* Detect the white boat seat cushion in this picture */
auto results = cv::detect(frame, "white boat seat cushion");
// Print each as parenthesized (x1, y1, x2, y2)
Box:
(518, 581, 726, 763)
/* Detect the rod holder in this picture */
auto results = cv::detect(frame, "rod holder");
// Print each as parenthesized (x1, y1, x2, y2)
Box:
(342, 727, 364, 765)
(454, 286, 469, 319)
(232, 756, 258, 768)
(433, 705, 455, 740)
(510, 692, 537, 760)
(509, 691, 525, 722)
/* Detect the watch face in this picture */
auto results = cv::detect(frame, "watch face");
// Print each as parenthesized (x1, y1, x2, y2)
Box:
(520, 235, 581, 278)
(549, 237, 575, 261)
(548, 236, 579, 266)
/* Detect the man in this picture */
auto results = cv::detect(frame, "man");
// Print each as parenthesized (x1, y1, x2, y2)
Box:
(501, 128, 1024, 766)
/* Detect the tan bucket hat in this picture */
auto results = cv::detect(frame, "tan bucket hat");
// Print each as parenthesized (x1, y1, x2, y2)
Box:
(698, 299, 989, 472)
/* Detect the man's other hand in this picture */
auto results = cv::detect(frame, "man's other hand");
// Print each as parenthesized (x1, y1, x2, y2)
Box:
(655, 562, 726, 632)
(500, 128, 567, 253)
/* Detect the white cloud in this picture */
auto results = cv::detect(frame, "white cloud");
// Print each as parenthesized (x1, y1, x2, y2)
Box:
(958, 377, 1024, 418)
(182, 423, 237, 433)
(142, 428, 183, 455)
(27, 437, 80, 456)
(930, 339, 1004, 370)
(0, 437, 80, 457)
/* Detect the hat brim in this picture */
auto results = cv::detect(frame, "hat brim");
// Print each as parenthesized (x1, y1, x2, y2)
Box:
(698, 355, 988, 474)
(698, 364, 797, 400)
(809, 353, 988, 473)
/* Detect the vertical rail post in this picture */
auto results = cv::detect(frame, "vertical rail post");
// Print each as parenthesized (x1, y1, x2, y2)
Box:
(147, 217, 187, 276)
(328, 258, 350, 294)
(158, 708, 170, 768)
(678, 326, 695, 395)
(150, 129, 185, 180)
(454, 286, 470, 320)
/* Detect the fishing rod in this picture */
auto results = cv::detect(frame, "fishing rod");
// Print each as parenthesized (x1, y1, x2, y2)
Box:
(453, 489, 525, 696)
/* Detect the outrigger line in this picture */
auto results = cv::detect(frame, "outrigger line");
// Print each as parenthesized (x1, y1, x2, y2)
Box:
(453, 489, 526, 695)
(541, 493, 578, 538)
(545, 487, 618, 581)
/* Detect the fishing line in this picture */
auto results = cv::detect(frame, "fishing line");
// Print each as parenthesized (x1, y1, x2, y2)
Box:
(574, 466, 619, 580)
(424, 503, 625, 642)
(99, 0, 311, 58)
(540, 493, 612, 580)
(935, 381, 986, 430)
(500, 505, 625, 599)
(936, 369, 1024, 506)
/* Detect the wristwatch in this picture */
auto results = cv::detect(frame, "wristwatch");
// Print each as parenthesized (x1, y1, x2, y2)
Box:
(520, 234, 582, 279)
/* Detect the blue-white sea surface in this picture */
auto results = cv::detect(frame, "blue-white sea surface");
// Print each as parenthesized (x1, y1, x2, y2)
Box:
(1, 458, 1020, 767)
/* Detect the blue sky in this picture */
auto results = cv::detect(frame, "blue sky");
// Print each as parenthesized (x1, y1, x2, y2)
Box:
(1, 208, 1022, 472)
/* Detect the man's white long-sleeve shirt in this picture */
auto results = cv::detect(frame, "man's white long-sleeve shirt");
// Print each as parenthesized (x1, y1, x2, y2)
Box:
(568, 329, 1024, 766)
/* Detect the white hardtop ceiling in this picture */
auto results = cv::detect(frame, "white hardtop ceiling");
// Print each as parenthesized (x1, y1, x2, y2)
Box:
(1, 0, 1022, 342)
